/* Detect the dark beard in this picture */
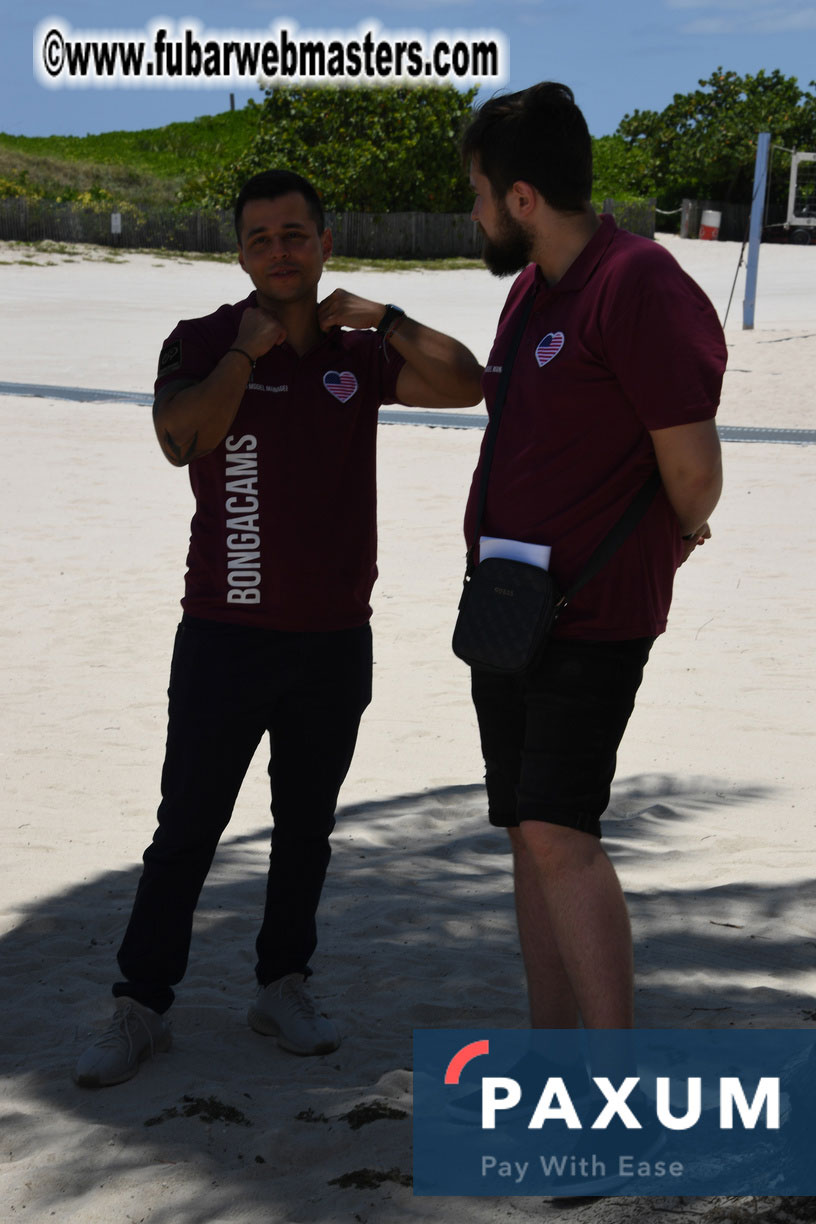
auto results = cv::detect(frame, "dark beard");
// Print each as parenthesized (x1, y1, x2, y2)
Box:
(480, 208, 533, 277)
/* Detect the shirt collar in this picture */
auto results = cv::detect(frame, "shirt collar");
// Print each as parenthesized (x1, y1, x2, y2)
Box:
(532, 213, 617, 300)
(245, 291, 344, 358)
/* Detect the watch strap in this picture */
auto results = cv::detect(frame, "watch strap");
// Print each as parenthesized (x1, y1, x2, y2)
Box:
(377, 303, 405, 336)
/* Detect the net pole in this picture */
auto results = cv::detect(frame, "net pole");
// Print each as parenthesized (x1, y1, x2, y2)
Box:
(743, 132, 771, 330)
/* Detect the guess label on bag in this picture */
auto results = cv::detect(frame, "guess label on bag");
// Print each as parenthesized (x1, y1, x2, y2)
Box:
(451, 556, 562, 675)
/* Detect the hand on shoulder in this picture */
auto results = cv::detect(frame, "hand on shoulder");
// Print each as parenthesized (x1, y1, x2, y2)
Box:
(318, 289, 383, 332)
(235, 307, 287, 358)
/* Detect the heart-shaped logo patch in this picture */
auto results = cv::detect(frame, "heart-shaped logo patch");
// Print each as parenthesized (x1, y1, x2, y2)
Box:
(535, 332, 565, 367)
(323, 370, 358, 402)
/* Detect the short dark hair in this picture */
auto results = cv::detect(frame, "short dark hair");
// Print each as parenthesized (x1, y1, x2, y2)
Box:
(234, 170, 325, 240)
(461, 82, 592, 212)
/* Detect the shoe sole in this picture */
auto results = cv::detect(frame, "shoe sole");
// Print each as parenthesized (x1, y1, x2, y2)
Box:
(246, 1005, 340, 1056)
(73, 1030, 172, 1088)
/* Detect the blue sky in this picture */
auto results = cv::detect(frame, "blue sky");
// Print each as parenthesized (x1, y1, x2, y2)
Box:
(5, 0, 816, 139)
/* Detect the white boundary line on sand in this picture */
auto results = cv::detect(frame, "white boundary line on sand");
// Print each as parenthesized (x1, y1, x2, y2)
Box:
(2, 380, 815, 445)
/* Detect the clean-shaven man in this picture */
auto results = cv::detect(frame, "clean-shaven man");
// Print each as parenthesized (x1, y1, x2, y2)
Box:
(74, 169, 482, 1086)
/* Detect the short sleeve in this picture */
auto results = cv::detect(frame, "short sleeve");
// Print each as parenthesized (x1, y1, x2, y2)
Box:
(599, 245, 727, 431)
(154, 318, 216, 404)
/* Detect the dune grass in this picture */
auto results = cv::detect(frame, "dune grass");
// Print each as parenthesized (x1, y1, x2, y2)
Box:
(0, 108, 261, 208)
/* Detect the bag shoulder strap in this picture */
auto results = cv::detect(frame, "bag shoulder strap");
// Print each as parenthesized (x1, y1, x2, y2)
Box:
(558, 469, 662, 608)
(467, 290, 536, 574)
(465, 285, 662, 595)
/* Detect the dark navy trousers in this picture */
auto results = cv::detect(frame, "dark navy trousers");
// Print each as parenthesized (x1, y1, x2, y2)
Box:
(114, 614, 372, 1014)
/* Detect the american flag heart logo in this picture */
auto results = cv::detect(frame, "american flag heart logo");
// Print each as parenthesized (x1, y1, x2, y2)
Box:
(535, 332, 565, 367)
(323, 370, 358, 402)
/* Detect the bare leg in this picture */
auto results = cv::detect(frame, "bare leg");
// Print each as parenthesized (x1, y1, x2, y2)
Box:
(509, 828, 579, 1028)
(510, 821, 633, 1029)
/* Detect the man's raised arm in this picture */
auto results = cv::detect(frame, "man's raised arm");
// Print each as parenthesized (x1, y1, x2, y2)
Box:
(153, 308, 285, 466)
(317, 289, 483, 408)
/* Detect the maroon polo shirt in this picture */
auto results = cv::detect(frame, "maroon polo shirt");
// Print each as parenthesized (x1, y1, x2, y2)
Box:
(464, 215, 727, 641)
(155, 292, 404, 631)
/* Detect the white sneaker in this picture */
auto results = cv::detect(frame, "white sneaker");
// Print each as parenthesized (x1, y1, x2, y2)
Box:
(74, 998, 172, 1087)
(247, 974, 340, 1055)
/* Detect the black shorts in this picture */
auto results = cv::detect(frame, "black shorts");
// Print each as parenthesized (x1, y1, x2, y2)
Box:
(470, 637, 654, 839)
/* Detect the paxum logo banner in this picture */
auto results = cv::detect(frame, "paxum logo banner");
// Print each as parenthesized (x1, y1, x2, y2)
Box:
(412, 1030, 816, 1196)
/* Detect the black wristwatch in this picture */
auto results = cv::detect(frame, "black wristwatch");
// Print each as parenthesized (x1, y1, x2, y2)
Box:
(376, 304, 405, 336)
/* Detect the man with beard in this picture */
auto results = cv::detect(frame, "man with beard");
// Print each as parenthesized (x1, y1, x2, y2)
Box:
(461, 84, 726, 1029)
(74, 169, 482, 1086)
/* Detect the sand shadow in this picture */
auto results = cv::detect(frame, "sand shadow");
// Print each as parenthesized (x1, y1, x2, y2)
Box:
(2, 773, 812, 1222)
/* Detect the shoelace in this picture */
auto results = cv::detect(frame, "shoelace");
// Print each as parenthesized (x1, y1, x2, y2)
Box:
(95, 1003, 153, 1054)
(278, 978, 319, 1019)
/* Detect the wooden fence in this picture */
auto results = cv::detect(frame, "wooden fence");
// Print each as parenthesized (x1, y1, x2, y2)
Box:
(0, 197, 656, 255)
(325, 210, 482, 257)
(0, 199, 235, 252)
(679, 198, 788, 242)
(599, 198, 656, 240)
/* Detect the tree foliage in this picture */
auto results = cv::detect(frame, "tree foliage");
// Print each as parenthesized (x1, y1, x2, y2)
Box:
(590, 134, 647, 201)
(181, 85, 477, 213)
(616, 68, 816, 205)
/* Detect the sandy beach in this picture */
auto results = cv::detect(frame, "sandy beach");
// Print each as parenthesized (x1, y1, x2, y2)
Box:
(1, 233, 815, 1223)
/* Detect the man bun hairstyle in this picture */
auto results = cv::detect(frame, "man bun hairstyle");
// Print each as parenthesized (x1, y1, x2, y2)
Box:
(462, 82, 592, 213)
(234, 169, 325, 240)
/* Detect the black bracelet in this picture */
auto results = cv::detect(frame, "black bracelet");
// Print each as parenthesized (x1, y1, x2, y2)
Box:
(227, 347, 255, 373)
(376, 304, 405, 337)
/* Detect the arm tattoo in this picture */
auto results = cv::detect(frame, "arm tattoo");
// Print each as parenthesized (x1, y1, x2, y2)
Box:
(163, 428, 199, 465)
